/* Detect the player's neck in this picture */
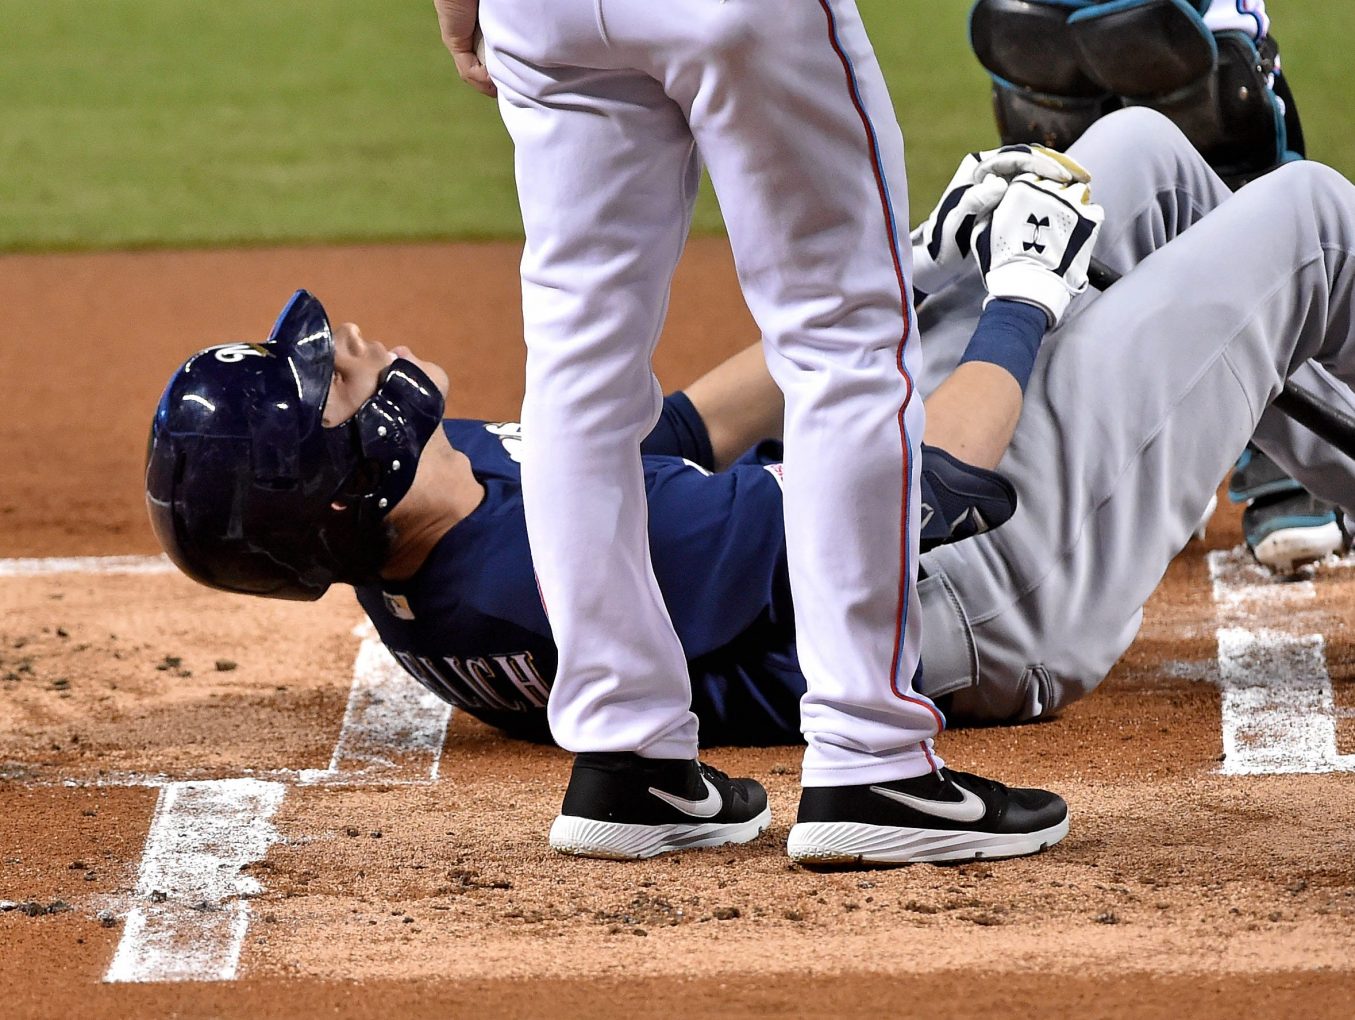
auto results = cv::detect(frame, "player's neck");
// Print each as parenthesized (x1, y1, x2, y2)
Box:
(381, 433, 484, 581)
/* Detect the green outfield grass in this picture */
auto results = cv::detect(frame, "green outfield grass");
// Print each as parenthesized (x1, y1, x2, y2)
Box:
(0, 0, 1349, 251)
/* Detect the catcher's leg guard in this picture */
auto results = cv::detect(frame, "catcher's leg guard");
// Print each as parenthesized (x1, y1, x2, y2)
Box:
(1136, 32, 1292, 185)
(970, 0, 1101, 96)
(990, 76, 1117, 150)
(1067, 0, 1216, 98)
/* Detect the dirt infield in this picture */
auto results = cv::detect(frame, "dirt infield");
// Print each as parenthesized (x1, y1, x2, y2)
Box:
(2, 243, 1353, 1018)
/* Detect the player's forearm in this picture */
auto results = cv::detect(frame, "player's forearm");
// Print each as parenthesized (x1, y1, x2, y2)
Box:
(682, 341, 784, 470)
(677, 308, 1036, 474)
(922, 363, 1024, 470)
(921, 298, 1047, 469)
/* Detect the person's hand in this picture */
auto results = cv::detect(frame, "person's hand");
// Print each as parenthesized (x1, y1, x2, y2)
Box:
(433, 0, 496, 98)
(975, 172, 1105, 328)
(910, 155, 1010, 297)
(911, 144, 1092, 298)
(972, 143, 1091, 187)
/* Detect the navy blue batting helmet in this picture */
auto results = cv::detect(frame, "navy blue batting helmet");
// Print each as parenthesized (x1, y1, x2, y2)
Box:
(145, 290, 445, 600)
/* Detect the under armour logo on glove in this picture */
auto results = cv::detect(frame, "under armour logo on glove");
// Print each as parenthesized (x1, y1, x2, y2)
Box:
(1023, 214, 1049, 253)
(974, 171, 1104, 328)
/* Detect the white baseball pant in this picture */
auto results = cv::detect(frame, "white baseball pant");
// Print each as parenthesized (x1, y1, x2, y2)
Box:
(479, 0, 938, 785)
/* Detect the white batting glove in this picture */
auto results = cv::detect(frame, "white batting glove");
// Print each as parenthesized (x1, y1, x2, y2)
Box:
(910, 155, 1010, 296)
(910, 144, 1092, 297)
(975, 172, 1104, 328)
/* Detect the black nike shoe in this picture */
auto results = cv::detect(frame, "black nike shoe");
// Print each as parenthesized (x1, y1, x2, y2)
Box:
(548, 752, 771, 860)
(786, 767, 1068, 866)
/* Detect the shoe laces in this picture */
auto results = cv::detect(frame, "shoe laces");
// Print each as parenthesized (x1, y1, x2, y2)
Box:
(944, 768, 1008, 797)
(697, 761, 747, 803)
(697, 761, 731, 785)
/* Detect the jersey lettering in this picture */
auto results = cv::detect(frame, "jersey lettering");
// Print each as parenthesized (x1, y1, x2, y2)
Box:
(390, 649, 549, 713)
(493, 652, 551, 707)
(445, 655, 521, 711)
(484, 421, 524, 463)
(391, 651, 488, 710)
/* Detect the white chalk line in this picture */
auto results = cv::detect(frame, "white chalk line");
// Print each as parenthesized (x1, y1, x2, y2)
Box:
(106, 625, 451, 982)
(1208, 548, 1355, 776)
(298, 621, 453, 786)
(104, 778, 285, 983)
(0, 554, 173, 577)
(0, 555, 463, 983)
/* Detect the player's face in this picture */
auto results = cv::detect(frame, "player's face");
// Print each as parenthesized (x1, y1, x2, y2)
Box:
(321, 322, 450, 427)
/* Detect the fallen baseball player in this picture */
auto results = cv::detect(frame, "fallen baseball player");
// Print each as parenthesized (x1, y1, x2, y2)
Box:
(145, 107, 1355, 856)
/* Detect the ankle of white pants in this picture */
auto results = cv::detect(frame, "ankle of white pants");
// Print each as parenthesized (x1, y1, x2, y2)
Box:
(799, 743, 943, 788)
(548, 708, 700, 761)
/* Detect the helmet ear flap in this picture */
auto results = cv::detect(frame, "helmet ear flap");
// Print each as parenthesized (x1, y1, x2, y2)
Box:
(348, 358, 446, 513)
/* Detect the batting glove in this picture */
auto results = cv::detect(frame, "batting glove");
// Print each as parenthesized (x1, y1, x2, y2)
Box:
(910, 154, 1010, 296)
(975, 172, 1104, 328)
(910, 144, 1091, 297)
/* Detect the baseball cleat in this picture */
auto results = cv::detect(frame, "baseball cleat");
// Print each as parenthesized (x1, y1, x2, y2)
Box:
(549, 752, 770, 860)
(1228, 445, 1303, 504)
(786, 768, 1068, 867)
(1243, 490, 1347, 574)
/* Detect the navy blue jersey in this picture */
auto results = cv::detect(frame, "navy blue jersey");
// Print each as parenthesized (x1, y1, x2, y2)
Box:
(354, 400, 1014, 746)
(355, 417, 808, 745)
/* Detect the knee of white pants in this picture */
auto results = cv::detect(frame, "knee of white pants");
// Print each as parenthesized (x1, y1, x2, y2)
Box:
(520, 360, 663, 438)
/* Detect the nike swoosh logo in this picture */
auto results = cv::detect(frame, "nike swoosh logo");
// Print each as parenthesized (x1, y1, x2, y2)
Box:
(869, 783, 988, 824)
(648, 776, 723, 819)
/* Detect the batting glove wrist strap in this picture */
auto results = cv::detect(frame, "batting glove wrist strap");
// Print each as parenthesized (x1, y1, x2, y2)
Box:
(981, 266, 1072, 328)
(976, 174, 1104, 329)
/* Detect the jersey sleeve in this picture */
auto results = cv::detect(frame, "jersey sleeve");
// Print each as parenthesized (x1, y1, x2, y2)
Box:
(639, 392, 717, 468)
(643, 456, 791, 658)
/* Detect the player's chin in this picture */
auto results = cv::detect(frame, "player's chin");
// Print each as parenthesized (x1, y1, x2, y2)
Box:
(395, 347, 451, 400)
(422, 360, 451, 400)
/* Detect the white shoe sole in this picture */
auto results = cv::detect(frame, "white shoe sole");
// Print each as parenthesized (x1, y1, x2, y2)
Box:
(785, 815, 1069, 866)
(1252, 521, 1344, 573)
(549, 806, 772, 860)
